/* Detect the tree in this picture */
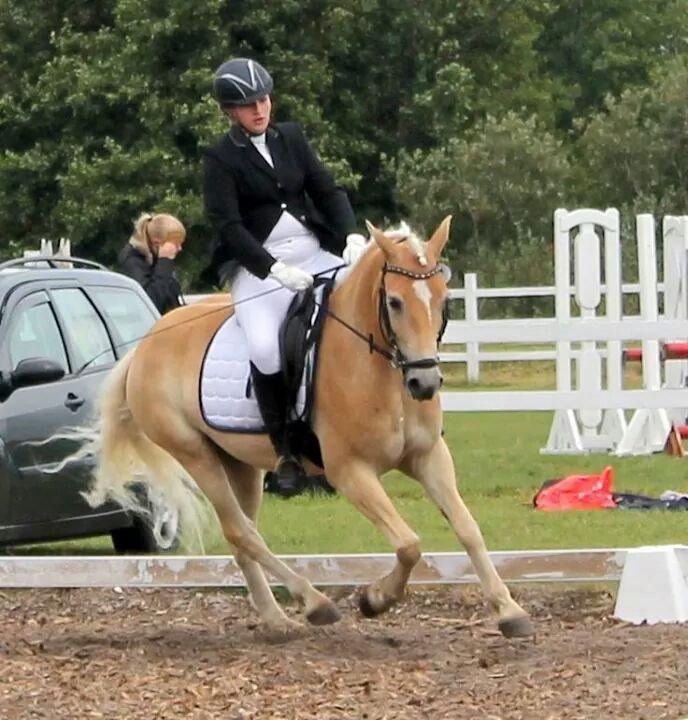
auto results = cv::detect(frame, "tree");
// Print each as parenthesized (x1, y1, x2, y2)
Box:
(2, 0, 687, 291)
(576, 56, 688, 216)
(394, 112, 572, 252)
(536, 0, 688, 130)
(0, 0, 225, 280)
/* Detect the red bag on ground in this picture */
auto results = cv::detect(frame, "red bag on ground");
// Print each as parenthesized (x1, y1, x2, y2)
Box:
(533, 466, 617, 511)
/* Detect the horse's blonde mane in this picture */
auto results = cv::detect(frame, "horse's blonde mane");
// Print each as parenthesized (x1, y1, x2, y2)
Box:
(384, 221, 428, 266)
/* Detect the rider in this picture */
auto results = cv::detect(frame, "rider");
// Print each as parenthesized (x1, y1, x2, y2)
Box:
(202, 57, 367, 495)
(118, 212, 186, 315)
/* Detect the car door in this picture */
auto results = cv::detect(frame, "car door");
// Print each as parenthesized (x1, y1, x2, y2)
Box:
(87, 284, 158, 358)
(0, 290, 111, 525)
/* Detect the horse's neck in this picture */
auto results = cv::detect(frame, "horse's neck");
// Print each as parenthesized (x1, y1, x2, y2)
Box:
(321, 255, 439, 457)
(330, 254, 385, 351)
(326, 254, 401, 393)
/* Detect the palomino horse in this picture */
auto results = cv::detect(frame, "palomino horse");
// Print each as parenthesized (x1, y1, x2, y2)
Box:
(88, 217, 534, 638)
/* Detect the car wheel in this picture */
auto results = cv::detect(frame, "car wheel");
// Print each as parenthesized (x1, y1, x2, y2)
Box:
(111, 503, 181, 553)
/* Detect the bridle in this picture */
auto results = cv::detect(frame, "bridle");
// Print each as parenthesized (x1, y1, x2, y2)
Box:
(379, 263, 449, 371)
(325, 262, 449, 374)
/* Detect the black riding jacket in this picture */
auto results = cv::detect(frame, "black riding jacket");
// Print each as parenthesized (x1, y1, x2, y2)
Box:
(118, 244, 182, 315)
(202, 121, 357, 283)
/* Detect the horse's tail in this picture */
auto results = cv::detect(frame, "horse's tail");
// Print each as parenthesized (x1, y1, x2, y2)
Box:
(84, 349, 204, 548)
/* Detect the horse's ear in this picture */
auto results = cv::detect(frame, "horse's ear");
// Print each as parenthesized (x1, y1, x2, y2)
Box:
(365, 219, 395, 256)
(427, 215, 452, 257)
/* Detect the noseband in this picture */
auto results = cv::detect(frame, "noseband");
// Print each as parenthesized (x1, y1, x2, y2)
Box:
(378, 263, 448, 372)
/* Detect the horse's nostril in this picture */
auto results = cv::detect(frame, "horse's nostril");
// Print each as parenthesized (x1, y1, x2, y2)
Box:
(407, 377, 420, 391)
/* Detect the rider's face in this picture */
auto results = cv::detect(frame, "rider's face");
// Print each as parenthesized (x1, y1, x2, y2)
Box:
(230, 95, 272, 135)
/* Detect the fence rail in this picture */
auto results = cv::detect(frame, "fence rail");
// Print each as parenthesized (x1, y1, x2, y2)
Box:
(187, 279, 660, 384)
(4, 548, 684, 588)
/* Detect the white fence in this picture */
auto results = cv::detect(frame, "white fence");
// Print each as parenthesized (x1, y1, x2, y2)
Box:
(442, 279, 655, 382)
(440, 209, 688, 456)
(188, 209, 688, 456)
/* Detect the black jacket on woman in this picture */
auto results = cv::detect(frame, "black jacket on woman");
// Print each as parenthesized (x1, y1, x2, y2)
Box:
(118, 244, 182, 315)
(202, 121, 357, 284)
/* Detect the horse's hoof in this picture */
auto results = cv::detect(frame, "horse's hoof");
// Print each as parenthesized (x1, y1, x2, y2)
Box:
(256, 619, 308, 644)
(306, 601, 341, 626)
(498, 615, 535, 638)
(359, 591, 380, 618)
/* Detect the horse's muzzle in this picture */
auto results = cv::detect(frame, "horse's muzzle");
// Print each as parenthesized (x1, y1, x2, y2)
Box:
(405, 367, 443, 401)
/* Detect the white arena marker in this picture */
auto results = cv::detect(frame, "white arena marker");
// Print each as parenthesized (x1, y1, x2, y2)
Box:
(614, 545, 688, 625)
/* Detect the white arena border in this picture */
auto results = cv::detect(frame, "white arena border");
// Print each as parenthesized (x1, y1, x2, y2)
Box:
(1, 547, 686, 588)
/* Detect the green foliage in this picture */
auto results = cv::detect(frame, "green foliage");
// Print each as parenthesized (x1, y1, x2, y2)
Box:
(536, 0, 688, 129)
(576, 56, 688, 215)
(0, 0, 224, 278)
(1, 1, 687, 288)
(394, 112, 571, 274)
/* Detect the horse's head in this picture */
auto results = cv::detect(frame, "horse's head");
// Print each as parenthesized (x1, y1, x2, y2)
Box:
(365, 217, 452, 401)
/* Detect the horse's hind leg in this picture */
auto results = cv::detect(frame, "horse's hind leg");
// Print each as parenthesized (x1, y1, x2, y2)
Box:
(403, 439, 534, 638)
(325, 460, 421, 617)
(169, 435, 341, 626)
(218, 454, 303, 634)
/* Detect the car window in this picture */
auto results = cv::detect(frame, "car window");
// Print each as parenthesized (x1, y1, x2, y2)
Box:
(51, 288, 115, 370)
(91, 287, 157, 353)
(8, 301, 69, 372)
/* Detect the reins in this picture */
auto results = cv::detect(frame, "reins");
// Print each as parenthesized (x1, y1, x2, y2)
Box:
(75, 257, 449, 377)
(73, 273, 337, 375)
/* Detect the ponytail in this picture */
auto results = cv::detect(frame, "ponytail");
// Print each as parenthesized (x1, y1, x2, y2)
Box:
(128, 212, 156, 264)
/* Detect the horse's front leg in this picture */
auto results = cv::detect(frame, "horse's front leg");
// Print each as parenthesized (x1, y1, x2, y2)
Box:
(402, 439, 534, 638)
(326, 459, 421, 617)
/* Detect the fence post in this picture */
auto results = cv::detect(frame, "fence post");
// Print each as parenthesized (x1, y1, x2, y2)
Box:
(543, 207, 625, 454)
(600, 208, 627, 444)
(464, 273, 480, 383)
(662, 216, 688, 426)
(616, 214, 671, 455)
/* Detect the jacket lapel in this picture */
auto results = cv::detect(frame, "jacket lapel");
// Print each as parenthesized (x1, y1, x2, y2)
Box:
(266, 126, 288, 176)
(229, 124, 278, 181)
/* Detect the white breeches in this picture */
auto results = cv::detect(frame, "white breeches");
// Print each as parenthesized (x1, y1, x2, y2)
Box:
(232, 233, 341, 374)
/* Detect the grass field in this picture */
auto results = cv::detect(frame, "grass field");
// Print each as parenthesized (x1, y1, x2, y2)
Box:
(5, 357, 686, 557)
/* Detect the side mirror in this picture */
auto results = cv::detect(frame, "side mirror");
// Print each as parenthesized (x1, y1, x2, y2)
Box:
(0, 357, 66, 401)
(0, 372, 12, 402)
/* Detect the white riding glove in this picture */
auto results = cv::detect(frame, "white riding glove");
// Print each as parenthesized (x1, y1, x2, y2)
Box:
(343, 233, 369, 266)
(268, 260, 314, 292)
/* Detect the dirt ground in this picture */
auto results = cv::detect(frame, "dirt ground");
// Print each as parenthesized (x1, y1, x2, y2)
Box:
(0, 584, 686, 720)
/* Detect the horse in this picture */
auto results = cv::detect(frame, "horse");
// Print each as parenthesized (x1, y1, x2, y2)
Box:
(87, 217, 534, 638)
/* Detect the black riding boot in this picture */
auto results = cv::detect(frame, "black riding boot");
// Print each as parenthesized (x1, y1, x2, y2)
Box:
(250, 364, 306, 497)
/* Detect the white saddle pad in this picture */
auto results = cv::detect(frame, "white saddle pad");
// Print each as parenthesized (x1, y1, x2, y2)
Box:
(200, 314, 308, 431)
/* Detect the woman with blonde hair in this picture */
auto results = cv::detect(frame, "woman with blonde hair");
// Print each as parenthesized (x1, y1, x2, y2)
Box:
(118, 212, 186, 314)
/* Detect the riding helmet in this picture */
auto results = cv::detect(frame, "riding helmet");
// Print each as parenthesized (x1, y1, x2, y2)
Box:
(213, 58, 273, 106)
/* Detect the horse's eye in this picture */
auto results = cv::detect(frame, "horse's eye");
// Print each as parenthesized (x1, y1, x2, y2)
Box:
(388, 296, 403, 312)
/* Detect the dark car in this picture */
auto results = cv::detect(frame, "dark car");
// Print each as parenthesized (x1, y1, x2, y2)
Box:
(0, 255, 180, 552)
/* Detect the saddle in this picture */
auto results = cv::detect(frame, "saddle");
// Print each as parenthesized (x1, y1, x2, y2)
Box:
(276, 275, 337, 467)
(198, 275, 337, 469)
